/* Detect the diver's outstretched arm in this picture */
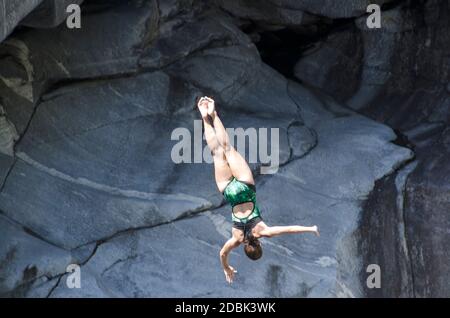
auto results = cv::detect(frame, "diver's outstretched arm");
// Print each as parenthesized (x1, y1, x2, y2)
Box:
(258, 225, 319, 238)
(219, 237, 240, 284)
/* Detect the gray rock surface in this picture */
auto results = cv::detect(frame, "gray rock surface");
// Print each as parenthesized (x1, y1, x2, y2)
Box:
(0, 0, 43, 43)
(293, 26, 363, 103)
(218, 0, 393, 21)
(290, 0, 450, 297)
(0, 0, 84, 43)
(48, 110, 411, 298)
(355, 161, 417, 297)
(0, 214, 72, 297)
(0, 0, 445, 298)
(404, 129, 450, 297)
(21, 0, 84, 28)
(2, 0, 157, 83)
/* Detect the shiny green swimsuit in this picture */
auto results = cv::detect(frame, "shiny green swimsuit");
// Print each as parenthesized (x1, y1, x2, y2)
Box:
(223, 177, 261, 223)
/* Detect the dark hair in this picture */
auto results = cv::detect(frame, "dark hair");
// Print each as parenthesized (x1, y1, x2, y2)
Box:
(244, 238, 263, 261)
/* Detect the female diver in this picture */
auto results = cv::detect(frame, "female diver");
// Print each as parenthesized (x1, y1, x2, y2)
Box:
(197, 96, 320, 284)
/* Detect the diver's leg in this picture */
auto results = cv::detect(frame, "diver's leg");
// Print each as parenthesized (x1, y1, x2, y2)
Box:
(200, 96, 254, 185)
(212, 111, 255, 185)
(199, 99, 233, 192)
(205, 119, 233, 192)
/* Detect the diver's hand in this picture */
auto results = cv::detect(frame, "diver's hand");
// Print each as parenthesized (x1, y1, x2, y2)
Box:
(223, 265, 237, 284)
(312, 225, 320, 237)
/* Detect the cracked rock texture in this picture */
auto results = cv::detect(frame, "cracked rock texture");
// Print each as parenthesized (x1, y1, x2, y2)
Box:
(291, 0, 449, 297)
(0, 0, 445, 297)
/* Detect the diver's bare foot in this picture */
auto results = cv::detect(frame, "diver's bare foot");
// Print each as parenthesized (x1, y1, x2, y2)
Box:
(204, 96, 216, 118)
(312, 226, 320, 237)
(197, 97, 209, 119)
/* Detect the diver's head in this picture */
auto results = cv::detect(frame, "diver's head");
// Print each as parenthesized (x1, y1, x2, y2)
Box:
(244, 237, 263, 261)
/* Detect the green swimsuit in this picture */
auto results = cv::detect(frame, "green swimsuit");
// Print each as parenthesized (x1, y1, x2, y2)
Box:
(222, 177, 262, 224)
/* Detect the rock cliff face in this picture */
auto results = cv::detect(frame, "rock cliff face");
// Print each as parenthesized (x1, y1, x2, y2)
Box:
(0, 0, 83, 43)
(0, 0, 446, 297)
(285, 0, 449, 297)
